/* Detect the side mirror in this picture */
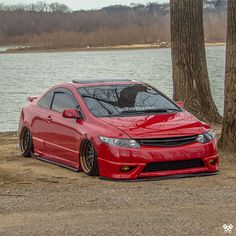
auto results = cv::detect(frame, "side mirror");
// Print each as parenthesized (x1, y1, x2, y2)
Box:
(176, 101, 185, 108)
(62, 109, 82, 119)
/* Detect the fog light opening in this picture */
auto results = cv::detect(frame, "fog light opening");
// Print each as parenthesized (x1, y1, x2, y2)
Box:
(209, 159, 218, 166)
(120, 166, 134, 172)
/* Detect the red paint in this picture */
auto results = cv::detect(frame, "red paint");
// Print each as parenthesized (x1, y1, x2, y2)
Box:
(18, 81, 219, 180)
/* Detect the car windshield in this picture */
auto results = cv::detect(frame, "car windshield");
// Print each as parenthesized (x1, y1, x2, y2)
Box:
(77, 83, 181, 117)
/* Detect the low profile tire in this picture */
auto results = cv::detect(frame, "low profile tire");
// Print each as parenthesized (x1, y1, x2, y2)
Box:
(19, 127, 34, 157)
(80, 140, 99, 176)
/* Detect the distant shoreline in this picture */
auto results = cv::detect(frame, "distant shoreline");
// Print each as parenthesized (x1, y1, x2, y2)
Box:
(0, 42, 226, 54)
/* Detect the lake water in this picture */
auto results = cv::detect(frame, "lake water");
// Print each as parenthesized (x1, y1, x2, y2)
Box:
(0, 46, 225, 131)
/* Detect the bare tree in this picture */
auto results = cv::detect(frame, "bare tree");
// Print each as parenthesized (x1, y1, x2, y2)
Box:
(0, 2, 4, 10)
(170, 0, 222, 123)
(49, 2, 70, 13)
(219, 0, 236, 151)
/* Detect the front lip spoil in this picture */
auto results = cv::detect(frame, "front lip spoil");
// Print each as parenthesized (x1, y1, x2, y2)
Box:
(100, 171, 219, 182)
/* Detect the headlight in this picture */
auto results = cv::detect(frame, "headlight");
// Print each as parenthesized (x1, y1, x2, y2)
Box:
(197, 130, 216, 144)
(99, 136, 140, 149)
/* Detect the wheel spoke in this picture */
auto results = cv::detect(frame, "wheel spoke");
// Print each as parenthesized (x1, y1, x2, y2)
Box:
(21, 128, 31, 152)
(24, 140, 29, 150)
(82, 141, 96, 172)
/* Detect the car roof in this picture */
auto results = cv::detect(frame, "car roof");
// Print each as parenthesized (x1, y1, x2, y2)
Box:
(69, 79, 142, 88)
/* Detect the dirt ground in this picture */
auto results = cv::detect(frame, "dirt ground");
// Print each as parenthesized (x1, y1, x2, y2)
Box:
(0, 129, 235, 236)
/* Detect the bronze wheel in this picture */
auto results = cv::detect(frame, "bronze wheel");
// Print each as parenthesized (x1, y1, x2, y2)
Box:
(80, 140, 99, 176)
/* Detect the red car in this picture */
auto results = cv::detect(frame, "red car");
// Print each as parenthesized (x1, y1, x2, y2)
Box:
(18, 79, 219, 180)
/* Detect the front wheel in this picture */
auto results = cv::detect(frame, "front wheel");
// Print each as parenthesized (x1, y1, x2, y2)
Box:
(19, 127, 34, 157)
(80, 140, 99, 176)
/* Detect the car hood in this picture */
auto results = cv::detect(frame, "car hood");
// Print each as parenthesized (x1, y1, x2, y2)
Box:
(100, 111, 207, 139)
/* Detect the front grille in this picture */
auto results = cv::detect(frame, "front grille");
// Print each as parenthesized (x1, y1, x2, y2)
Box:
(138, 135, 197, 147)
(143, 159, 204, 172)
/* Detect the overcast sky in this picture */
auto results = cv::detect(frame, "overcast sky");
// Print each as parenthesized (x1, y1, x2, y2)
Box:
(2, 0, 168, 10)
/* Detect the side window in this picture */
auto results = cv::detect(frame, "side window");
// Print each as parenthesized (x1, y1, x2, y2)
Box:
(38, 92, 53, 109)
(51, 92, 77, 113)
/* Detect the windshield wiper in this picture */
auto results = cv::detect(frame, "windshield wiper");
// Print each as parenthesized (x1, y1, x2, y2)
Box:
(121, 108, 180, 115)
(166, 108, 181, 111)
(102, 114, 120, 117)
(102, 108, 181, 117)
(121, 109, 167, 114)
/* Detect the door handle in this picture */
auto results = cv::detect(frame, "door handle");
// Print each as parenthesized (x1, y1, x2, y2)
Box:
(46, 116, 53, 123)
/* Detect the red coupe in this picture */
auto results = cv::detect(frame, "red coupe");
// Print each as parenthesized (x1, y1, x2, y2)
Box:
(18, 79, 219, 180)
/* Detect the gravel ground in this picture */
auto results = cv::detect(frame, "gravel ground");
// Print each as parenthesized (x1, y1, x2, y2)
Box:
(0, 132, 235, 236)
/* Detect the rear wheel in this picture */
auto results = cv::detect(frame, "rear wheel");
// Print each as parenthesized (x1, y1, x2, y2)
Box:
(19, 127, 34, 157)
(80, 140, 99, 176)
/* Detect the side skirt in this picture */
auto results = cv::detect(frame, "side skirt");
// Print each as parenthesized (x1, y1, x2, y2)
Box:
(34, 154, 80, 172)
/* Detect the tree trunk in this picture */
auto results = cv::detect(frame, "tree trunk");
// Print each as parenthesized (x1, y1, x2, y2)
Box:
(218, 0, 236, 151)
(170, 0, 222, 123)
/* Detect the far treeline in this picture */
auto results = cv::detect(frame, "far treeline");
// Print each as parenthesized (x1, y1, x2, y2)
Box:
(0, 1, 227, 47)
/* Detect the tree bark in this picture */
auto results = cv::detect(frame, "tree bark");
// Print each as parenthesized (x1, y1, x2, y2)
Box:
(219, 0, 236, 151)
(170, 0, 222, 123)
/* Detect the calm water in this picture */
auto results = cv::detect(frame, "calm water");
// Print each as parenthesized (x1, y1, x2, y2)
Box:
(0, 46, 225, 131)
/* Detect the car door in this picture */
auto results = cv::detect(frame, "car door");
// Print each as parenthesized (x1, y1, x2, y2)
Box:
(44, 88, 83, 168)
(31, 90, 54, 157)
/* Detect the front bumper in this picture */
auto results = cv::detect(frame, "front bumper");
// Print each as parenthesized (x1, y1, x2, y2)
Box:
(97, 139, 219, 180)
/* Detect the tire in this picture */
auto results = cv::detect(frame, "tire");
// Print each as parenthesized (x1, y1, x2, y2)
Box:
(19, 127, 34, 157)
(80, 140, 99, 176)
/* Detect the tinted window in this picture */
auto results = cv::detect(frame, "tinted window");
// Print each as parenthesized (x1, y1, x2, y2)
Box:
(51, 92, 77, 113)
(78, 84, 180, 117)
(38, 92, 53, 109)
